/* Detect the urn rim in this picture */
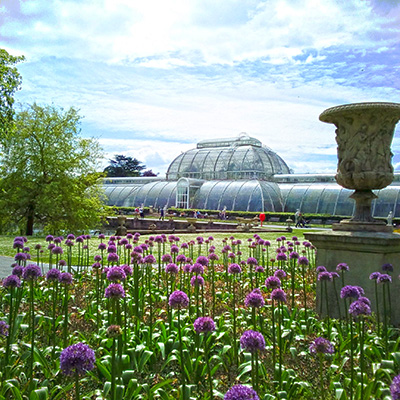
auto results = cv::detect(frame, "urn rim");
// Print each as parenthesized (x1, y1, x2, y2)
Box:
(319, 102, 400, 123)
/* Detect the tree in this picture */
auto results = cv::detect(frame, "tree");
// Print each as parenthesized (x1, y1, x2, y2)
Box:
(0, 103, 106, 235)
(142, 169, 158, 177)
(103, 155, 146, 177)
(0, 49, 25, 140)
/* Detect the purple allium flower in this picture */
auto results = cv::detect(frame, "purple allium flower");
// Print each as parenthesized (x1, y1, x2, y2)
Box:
(349, 300, 372, 317)
(65, 239, 74, 247)
(318, 272, 332, 281)
(12, 265, 23, 277)
(247, 257, 258, 266)
(3, 274, 21, 288)
(209, 253, 219, 261)
(67, 234, 75, 240)
(59, 272, 73, 285)
(161, 254, 173, 264)
(358, 296, 371, 306)
(170, 245, 179, 254)
(105, 283, 125, 299)
(22, 264, 42, 281)
(240, 330, 265, 353)
(165, 263, 179, 274)
(76, 236, 84, 243)
(196, 256, 209, 266)
(122, 264, 132, 276)
(309, 337, 334, 355)
(382, 263, 394, 272)
(274, 269, 287, 279)
(169, 290, 189, 309)
(47, 268, 62, 282)
(265, 276, 281, 289)
(369, 272, 381, 280)
(316, 266, 327, 273)
(289, 251, 299, 260)
(54, 237, 62, 244)
(176, 254, 187, 264)
(377, 273, 392, 284)
(107, 266, 126, 282)
(298, 256, 309, 266)
(182, 264, 191, 273)
(191, 275, 205, 287)
(0, 320, 9, 337)
(48, 243, 56, 251)
(180, 242, 189, 249)
(336, 263, 349, 272)
(224, 384, 260, 400)
(34, 244, 42, 250)
(340, 285, 364, 299)
(271, 288, 287, 303)
(193, 317, 216, 334)
(92, 262, 102, 270)
(94, 255, 102, 262)
(119, 238, 129, 246)
(228, 263, 242, 274)
(144, 254, 156, 264)
(190, 263, 204, 274)
(391, 374, 400, 400)
(15, 253, 27, 262)
(60, 342, 95, 376)
(98, 243, 107, 251)
(331, 272, 340, 279)
(107, 253, 119, 263)
(13, 240, 24, 249)
(245, 290, 265, 308)
(107, 244, 117, 253)
(46, 235, 54, 242)
(276, 252, 287, 262)
(255, 265, 265, 273)
(52, 246, 63, 255)
(59, 260, 67, 267)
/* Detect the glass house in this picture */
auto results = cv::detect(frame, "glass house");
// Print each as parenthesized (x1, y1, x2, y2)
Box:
(103, 133, 400, 218)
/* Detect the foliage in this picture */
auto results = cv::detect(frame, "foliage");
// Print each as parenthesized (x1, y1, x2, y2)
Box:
(142, 169, 157, 177)
(0, 103, 106, 235)
(104, 155, 146, 177)
(0, 48, 25, 141)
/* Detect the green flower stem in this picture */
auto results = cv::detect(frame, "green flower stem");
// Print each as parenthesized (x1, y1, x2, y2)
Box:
(63, 284, 69, 347)
(211, 260, 215, 318)
(350, 319, 354, 400)
(383, 284, 389, 358)
(205, 333, 213, 399)
(277, 301, 283, 390)
(74, 372, 81, 400)
(271, 299, 276, 380)
(318, 353, 325, 400)
(232, 275, 237, 366)
(374, 280, 380, 336)
(29, 279, 35, 385)
(324, 281, 331, 340)
(177, 310, 186, 397)
(360, 318, 365, 400)
(111, 338, 116, 400)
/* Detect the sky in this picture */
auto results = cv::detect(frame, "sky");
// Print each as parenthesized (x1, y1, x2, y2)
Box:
(1, 0, 400, 176)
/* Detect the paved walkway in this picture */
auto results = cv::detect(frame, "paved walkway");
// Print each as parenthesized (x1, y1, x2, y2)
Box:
(0, 256, 17, 279)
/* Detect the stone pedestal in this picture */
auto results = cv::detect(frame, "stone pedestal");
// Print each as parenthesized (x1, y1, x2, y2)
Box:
(304, 230, 400, 325)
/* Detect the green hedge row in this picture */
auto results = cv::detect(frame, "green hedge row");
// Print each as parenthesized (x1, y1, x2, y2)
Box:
(106, 206, 354, 225)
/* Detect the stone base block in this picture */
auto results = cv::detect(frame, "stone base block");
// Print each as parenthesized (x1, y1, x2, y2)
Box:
(304, 230, 400, 326)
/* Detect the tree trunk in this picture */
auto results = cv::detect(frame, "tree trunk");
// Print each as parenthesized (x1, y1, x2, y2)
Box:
(26, 208, 34, 236)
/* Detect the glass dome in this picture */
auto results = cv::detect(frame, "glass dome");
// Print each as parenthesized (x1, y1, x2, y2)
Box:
(192, 180, 283, 212)
(167, 133, 291, 180)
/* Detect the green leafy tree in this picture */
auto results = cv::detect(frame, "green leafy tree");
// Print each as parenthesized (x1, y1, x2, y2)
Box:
(0, 49, 25, 140)
(0, 103, 106, 235)
(104, 155, 146, 177)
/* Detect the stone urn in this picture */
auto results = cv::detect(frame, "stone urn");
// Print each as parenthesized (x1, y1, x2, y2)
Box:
(319, 102, 400, 232)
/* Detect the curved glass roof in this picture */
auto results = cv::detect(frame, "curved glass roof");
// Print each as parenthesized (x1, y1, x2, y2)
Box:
(280, 182, 400, 218)
(105, 181, 176, 208)
(167, 134, 291, 180)
(192, 180, 283, 212)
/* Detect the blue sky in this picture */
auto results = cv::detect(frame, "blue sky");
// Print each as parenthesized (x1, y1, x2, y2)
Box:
(2, 0, 400, 176)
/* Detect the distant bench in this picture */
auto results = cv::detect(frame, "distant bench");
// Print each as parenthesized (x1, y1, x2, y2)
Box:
(269, 217, 281, 223)
(310, 219, 323, 225)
